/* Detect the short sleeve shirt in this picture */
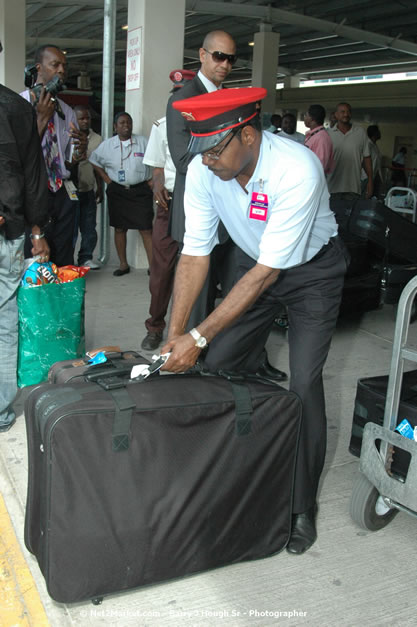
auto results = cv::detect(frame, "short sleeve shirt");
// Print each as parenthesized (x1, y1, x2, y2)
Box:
(143, 117, 176, 192)
(327, 124, 371, 195)
(182, 133, 337, 269)
(277, 130, 305, 144)
(89, 134, 150, 185)
(304, 126, 335, 175)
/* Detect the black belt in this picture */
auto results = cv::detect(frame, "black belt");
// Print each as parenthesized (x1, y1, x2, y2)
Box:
(311, 236, 337, 262)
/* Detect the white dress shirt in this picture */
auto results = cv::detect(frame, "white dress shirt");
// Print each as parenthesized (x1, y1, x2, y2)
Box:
(182, 132, 337, 269)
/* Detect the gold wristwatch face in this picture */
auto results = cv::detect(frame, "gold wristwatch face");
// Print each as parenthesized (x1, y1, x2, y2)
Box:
(196, 336, 207, 348)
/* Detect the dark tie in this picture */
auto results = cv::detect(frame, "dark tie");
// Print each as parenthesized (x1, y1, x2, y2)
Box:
(44, 118, 63, 192)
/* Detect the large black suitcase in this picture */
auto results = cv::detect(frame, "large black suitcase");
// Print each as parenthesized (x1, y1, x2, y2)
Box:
(330, 197, 417, 265)
(349, 370, 417, 476)
(24, 373, 301, 604)
(342, 237, 373, 278)
(380, 263, 417, 305)
(339, 270, 381, 316)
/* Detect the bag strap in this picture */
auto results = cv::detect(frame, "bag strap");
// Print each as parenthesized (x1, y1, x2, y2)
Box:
(108, 387, 136, 452)
(229, 381, 253, 436)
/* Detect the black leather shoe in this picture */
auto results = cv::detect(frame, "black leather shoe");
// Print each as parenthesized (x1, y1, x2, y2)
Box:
(141, 332, 163, 351)
(286, 504, 318, 555)
(113, 266, 130, 277)
(256, 355, 287, 382)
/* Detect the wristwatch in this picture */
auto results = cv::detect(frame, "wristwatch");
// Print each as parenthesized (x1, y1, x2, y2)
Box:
(189, 328, 208, 349)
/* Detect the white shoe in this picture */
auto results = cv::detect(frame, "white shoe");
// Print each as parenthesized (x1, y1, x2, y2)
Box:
(83, 259, 101, 270)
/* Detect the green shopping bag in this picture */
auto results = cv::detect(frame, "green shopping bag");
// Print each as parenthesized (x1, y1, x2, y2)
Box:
(17, 278, 86, 387)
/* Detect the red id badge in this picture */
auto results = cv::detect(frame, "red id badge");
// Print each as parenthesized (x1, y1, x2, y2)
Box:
(249, 192, 268, 221)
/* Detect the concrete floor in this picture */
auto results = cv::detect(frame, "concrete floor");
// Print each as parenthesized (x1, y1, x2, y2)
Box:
(1, 261, 417, 626)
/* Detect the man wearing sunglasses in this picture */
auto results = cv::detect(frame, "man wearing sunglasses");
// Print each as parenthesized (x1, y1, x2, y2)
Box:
(161, 88, 348, 556)
(167, 29, 237, 269)
(166, 31, 287, 381)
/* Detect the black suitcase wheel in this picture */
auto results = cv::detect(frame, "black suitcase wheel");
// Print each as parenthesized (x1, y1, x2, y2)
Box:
(350, 472, 398, 531)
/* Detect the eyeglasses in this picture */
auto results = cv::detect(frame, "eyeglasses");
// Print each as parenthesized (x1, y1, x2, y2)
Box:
(203, 48, 237, 66)
(203, 129, 239, 161)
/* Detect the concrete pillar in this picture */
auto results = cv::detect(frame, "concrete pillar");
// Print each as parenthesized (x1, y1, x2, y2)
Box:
(282, 76, 301, 127)
(0, 0, 26, 93)
(284, 75, 301, 89)
(251, 24, 280, 116)
(125, 0, 185, 268)
(125, 0, 185, 135)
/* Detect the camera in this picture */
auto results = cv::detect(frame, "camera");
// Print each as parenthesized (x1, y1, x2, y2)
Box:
(24, 64, 67, 119)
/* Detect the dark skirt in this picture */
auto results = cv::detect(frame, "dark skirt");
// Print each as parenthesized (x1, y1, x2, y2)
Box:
(106, 181, 153, 230)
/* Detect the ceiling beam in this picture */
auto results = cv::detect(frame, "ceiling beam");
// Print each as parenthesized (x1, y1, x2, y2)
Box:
(183, 47, 292, 76)
(27, 0, 127, 6)
(26, 37, 127, 49)
(185, 0, 417, 57)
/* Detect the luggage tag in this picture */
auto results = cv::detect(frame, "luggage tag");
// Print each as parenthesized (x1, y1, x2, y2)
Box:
(118, 169, 126, 183)
(395, 418, 414, 440)
(64, 180, 79, 201)
(249, 180, 268, 222)
(87, 351, 108, 365)
(130, 353, 171, 381)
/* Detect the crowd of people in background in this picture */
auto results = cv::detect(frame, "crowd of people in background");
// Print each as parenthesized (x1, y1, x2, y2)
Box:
(10, 42, 403, 285)
(0, 29, 412, 556)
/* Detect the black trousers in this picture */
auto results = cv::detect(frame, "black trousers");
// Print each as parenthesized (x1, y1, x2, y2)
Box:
(186, 238, 238, 332)
(203, 236, 349, 513)
(25, 185, 78, 266)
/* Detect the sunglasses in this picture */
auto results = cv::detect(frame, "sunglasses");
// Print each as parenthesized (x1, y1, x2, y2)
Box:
(203, 128, 240, 161)
(203, 48, 237, 66)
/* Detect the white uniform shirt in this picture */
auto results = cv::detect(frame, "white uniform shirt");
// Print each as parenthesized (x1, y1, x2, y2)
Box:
(277, 129, 305, 144)
(183, 132, 337, 269)
(89, 134, 150, 185)
(143, 117, 176, 192)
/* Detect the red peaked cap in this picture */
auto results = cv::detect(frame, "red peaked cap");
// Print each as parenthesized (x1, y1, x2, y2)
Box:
(169, 69, 196, 91)
(172, 86, 267, 154)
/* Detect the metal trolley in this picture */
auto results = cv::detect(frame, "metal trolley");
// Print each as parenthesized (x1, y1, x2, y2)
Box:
(350, 275, 417, 530)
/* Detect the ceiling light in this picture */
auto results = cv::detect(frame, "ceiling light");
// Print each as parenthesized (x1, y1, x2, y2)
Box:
(121, 24, 128, 30)
(248, 41, 254, 46)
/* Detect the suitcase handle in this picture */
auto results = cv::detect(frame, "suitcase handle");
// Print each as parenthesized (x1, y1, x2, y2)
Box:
(217, 368, 281, 387)
(84, 363, 136, 382)
(94, 376, 128, 390)
(86, 346, 122, 358)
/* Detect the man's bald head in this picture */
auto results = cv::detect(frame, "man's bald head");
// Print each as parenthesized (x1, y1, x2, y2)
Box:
(199, 31, 236, 88)
(202, 30, 235, 51)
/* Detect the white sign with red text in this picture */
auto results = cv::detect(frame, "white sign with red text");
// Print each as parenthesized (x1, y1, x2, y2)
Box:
(126, 27, 142, 91)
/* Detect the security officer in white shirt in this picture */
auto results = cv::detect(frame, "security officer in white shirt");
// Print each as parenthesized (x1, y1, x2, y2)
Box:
(141, 69, 196, 351)
(89, 112, 153, 276)
(161, 87, 349, 556)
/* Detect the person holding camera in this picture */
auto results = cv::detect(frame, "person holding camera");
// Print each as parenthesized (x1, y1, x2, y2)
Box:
(21, 44, 86, 266)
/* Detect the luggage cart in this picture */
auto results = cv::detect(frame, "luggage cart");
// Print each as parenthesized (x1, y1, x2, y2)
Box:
(350, 275, 417, 530)
(385, 187, 417, 223)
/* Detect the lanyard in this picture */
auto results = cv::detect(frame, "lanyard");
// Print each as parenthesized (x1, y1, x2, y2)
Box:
(305, 126, 325, 144)
(120, 139, 132, 168)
